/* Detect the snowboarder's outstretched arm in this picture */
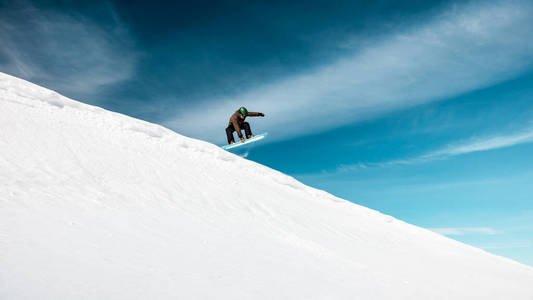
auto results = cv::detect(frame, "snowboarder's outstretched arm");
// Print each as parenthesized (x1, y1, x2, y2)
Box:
(247, 112, 265, 117)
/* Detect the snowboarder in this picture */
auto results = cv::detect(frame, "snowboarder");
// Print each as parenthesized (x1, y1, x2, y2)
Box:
(226, 107, 265, 144)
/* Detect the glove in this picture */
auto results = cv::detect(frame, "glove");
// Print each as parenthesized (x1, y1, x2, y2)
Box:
(259, 112, 265, 117)
(240, 137, 245, 143)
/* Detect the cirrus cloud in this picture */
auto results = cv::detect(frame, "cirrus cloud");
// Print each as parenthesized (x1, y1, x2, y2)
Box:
(0, 2, 139, 101)
(165, 0, 533, 144)
(345, 125, 533, 170)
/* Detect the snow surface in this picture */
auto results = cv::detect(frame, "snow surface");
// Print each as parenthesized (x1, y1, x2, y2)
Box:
(1, 71, 532, 300)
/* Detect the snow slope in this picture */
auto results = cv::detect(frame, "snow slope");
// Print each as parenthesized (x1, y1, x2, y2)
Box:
(1, 72, 532, 299)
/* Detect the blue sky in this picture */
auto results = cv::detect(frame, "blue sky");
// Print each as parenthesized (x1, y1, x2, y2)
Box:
(1, 0, 533, 266)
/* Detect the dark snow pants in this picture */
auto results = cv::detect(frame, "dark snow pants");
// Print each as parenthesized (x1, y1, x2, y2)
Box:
(226, 122, 252, 144)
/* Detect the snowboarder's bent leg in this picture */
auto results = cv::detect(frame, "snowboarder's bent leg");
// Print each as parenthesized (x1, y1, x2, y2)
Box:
(225, 125, 236, 144)
(242, 122, 253, 138)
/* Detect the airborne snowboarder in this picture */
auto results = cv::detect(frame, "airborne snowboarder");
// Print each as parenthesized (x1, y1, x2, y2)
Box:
(226, 107, 265, 145)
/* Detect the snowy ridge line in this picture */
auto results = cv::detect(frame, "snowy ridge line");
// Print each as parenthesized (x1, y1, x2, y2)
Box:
(1, 71, 533, 299)
(0, 72, 175, 140)
(0, 71, 349, 210)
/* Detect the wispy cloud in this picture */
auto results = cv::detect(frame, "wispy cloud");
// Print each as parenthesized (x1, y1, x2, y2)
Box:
(166, 0, 533, 143)
(429, 227, 500, 236)
(428, 128, 533, 158)
(358, 126, 533, 169)
(0, 3, 138, 100)
(479, 243, 533, 250)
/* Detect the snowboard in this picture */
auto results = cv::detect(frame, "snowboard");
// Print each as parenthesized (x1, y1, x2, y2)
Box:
(222, 132, 268, 150)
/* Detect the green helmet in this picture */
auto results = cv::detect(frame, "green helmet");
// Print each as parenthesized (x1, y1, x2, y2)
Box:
(239, 106, 248, 116)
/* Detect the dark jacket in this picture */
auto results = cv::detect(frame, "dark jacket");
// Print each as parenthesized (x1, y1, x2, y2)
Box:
(228, 110, 262, 138)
